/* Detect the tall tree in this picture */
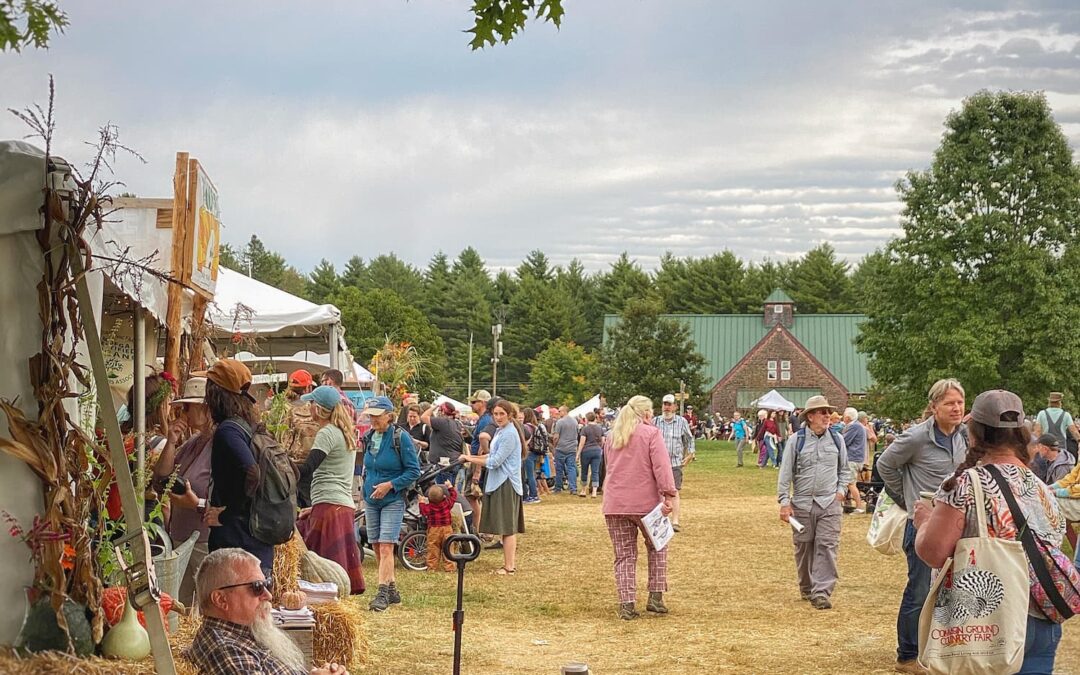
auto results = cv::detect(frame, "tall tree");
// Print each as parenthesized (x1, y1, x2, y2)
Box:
(307, 259, 341, 304)
(857, 91, 1080, 418)
(528, 340, 598, 407)
(596, 252, 654, 315)
(446, 248, 495, 399)
(556, 259, 603, 349)
(655, 251, 749, 314)
(341, 255, 368, 289)
(218, 242, 242, 271)
(364, 254, 424, 306)
(516, 249, 555, 284)
(598, 297, 706, 406)
(786, 243, 855, 313)
(502, 274, 573, 393)
(239, 234, 309, 297)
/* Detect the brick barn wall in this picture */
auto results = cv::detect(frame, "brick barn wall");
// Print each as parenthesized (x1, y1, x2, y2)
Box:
(709, 325, 848, 414)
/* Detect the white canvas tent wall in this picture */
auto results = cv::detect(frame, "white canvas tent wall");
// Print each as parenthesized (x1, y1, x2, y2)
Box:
(210, 267, 350, 368)
(568, 394, 602, 419)
(432, 394, 471, 414)
(0, 141, 110, 643)
(234, 350, 374, 387)
(751, 389, 796, 412)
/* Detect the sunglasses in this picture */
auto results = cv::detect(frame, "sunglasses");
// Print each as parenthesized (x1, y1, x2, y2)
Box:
(217, 578, 273, 596)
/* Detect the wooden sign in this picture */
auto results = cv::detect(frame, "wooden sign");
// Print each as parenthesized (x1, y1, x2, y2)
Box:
(185, 160, 221, 296)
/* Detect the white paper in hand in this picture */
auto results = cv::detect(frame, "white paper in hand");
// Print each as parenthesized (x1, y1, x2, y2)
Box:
(642, 502, 674, 551)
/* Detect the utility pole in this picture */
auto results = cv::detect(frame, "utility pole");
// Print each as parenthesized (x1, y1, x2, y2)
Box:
(467, 332, 474, 398)
(679, 379, 686, 416)
(491, 322, 502, 396)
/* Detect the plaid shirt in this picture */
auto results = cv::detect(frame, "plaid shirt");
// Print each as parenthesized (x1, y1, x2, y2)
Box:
(186, 616, 305, 675)
(652, 415, 696, 467)
(419, 485, 458, 527)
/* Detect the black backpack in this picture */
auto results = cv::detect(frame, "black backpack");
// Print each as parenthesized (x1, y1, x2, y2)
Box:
(221, 417, 299, 546)
(529, 422, 549, 455)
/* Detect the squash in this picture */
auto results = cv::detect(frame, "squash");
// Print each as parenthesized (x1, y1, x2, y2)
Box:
(281, 590, 307, 610)
(101, 587, 174, 630)
(300, 550, 350, 598)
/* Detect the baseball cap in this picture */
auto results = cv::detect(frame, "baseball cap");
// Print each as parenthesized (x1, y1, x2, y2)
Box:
(301, 385, 342, 412)
(289, 369, 313, 388)
(363, 395, 395, 417)
(172, 376, 207, 405)
(196, 359, 255, 402)
(1037, 434, 1061, 450)
(470, 389, 492, 403)
(969, 389, 1024, 429)
(662, 394, 676, 404)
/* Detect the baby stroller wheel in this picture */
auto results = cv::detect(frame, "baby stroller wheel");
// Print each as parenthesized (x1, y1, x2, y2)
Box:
(398, 530, 428, 571)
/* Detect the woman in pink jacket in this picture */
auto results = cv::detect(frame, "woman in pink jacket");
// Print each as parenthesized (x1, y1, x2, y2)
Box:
(602, 395, 678, 620)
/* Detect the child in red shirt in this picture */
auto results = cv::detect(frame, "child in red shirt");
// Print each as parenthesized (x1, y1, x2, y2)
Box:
(419, 481, 457, 572)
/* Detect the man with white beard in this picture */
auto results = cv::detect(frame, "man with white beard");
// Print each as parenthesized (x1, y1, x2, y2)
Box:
(188, 548, 349, 675)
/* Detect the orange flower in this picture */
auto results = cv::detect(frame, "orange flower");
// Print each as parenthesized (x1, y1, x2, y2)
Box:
(61, 543, 76, 571)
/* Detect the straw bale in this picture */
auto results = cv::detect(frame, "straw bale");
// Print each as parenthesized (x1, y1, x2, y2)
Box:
(312, 599, 369, 670)
(273, 530, 307, 601)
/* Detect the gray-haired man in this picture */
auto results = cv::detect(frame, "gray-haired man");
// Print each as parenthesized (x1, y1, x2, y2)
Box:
(876, 378, 967, 674)
(777, 395, 849, 610)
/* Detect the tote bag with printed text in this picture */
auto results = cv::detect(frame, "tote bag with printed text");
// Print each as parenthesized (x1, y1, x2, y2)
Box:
(918, 469, 1028, 675)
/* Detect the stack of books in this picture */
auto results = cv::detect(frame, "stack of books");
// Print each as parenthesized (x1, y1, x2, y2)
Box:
(298, 579, 339, 604)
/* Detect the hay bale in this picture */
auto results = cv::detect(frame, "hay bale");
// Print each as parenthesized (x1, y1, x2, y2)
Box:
(273, 530, 307, 601)
(313, 600, 369, 670)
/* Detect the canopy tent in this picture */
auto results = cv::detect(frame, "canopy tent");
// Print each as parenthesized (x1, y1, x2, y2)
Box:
(751, 389, 796, 412)
(233, 350, 374, 386)
(432, 394, 471, 414)
(568, 394, 602, 419)
(211, 267, 340, 336)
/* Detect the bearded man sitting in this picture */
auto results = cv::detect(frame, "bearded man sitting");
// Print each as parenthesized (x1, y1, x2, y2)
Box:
(187, 548, 348, 675)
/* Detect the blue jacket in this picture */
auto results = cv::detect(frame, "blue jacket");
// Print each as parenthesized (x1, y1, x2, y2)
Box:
(361, 427, 421, 507)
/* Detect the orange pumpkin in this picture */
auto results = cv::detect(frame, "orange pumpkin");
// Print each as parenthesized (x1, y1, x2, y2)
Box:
(101, 587, 174, 631)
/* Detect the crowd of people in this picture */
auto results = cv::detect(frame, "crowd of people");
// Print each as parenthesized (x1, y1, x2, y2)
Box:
(119, 360, 1080, 674)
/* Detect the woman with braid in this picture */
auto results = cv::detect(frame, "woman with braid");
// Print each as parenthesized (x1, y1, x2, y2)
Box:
(914, 390, 1065, 674)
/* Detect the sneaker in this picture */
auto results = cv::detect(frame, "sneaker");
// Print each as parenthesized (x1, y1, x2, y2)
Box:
(672, 523, 681, 533)
(799, 592, 812, 601)
(810, 595, 832, 610)
(646, 592, 669, 614)
(895, 659, 928, 674)
(387, 583, 401, 605)
(486, 540, 504, 550)
(369, 585, 390, 612)
(618, 602, 639, 620)
(579, 492, 588, 498)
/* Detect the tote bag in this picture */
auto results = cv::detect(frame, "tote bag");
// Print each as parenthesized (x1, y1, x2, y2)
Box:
(1057, 496, 1080, 522)
(866, 491, 906, 556)
(918, 469, 1029, 675)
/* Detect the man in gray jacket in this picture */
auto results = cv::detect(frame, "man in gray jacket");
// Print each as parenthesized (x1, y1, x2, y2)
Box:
(875, 379, 967, 674)
(778, 395, 850, 611)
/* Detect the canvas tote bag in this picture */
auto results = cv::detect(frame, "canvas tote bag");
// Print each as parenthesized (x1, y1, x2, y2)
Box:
(866, 491, 906, 555)
(918, 468, 1029, 675)
(1056, 496, 1080, 521)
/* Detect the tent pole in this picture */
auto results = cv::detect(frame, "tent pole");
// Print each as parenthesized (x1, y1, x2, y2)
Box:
(134, 305, 145, 512)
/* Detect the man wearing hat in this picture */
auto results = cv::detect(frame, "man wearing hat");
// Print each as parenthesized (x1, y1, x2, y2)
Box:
(466, 390, 495, 528)
(876, 378, 967, 674)
(1035, 392, 1079, 461)
(1032, 434, 1075, 485)
(777, 395, 849, 610)
(654, 394, 695, 531)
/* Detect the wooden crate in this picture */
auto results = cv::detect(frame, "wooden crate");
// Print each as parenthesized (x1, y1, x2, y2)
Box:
(283, 625, 314, 669)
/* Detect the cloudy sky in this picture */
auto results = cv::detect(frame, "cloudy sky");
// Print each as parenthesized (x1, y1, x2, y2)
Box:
(3, 1, 1080, 274)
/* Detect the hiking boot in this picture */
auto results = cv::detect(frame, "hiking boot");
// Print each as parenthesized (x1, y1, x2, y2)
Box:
(368, 585, 390, 612)
(646, 592, 669, 614)
(387, 583, 401, 605)
(810, 595, 832, 610)
(895, 659, 928, 674)
(618, 602, 639, 620)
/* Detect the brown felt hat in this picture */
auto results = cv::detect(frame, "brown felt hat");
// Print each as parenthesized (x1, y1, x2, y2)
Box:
(1049, 392, 1063, 403)
(195, 359, 255, 402)
(802, 395, 835, 414)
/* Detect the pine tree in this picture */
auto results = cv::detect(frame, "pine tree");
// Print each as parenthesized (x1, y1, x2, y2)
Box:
(366, 254, 424, 305)
(556, 259, 602, 349)
(787, 244, 855, 313)
(341, 255, 368, 289)
(307, 259, 341, 304)
(596, 252, 654, 314)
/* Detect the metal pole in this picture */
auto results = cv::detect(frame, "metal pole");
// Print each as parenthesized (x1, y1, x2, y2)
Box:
(467, 332, 473, 399)
(328, 322, 340, 371)
(491, 324, 499, 396)
(679, 379, 686, 417)
(133, 305, 145, 512)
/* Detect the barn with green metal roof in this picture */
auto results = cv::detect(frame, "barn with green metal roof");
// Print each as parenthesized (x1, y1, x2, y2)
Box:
(603, 289, 871, 412)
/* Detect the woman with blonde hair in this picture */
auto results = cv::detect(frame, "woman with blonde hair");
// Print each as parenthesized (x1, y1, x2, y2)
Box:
(297, 386, 365, 594)
(601, 395, 677, 620)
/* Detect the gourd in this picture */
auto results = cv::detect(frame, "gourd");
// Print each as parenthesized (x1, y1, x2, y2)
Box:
(101, 587, 174, 630)
(281, 590, 307, 610)
(299, 550, 350, 598)
(101, 597, 151, 661)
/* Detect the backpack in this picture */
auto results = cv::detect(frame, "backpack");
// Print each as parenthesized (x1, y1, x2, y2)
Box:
(529, 422, 549, 455)
(362, 426, 405, 461)
(791, 426, 845, 477)
(221, 417, 299, 546)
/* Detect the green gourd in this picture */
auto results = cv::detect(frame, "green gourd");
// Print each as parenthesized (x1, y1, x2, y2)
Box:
(299, 550, 350, 598)
(101, 597, 151, 660)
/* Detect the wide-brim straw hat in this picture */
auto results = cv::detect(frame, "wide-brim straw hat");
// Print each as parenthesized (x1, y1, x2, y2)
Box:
(802, 395, 836, 414)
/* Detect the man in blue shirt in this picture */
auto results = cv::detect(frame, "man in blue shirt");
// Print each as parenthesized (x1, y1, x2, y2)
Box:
(841, 407, 867, 513)
(467, 390, 494, 535)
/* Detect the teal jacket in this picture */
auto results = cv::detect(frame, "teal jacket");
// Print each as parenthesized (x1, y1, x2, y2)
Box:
(361, 427, 421, 507)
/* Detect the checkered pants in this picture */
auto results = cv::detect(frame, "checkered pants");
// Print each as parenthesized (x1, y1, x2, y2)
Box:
(605, 515, 668, 604)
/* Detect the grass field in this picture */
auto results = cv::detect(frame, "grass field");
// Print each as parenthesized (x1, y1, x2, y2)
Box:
(356, 441, 1080, 674)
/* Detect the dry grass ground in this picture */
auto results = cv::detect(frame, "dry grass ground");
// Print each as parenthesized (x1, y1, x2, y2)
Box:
(357, 441, 1080, 674)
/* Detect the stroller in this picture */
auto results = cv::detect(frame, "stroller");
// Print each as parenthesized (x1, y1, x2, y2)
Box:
(855, 450, 886, 512)
(355, 462, 474, 571)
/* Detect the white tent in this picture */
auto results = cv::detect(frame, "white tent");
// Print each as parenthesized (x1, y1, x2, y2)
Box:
(432, 394, 471, 414)
(234, 350, 374, 386)
(211, 267, 340, 336)
(751, 389, 796, 412)
(568, 394, 602, 419)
